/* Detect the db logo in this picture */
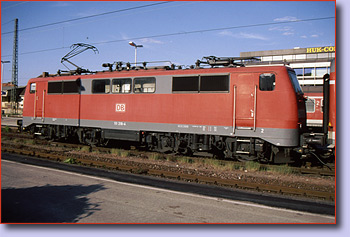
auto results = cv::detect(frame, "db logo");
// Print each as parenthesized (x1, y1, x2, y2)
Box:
(116, 103, 126, 112)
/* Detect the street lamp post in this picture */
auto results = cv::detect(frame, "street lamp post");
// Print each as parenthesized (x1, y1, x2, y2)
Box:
(1, 60, 11, 116)
(129, 41, 143, 65)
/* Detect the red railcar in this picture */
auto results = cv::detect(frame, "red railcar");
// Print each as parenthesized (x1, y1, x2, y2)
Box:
(328, 59, 336, 146)
(304, 93, 324, 128)
(21, 58, 332, 163)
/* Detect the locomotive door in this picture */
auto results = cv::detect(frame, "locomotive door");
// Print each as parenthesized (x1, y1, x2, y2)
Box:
(34, 81, 46, 120)
(233, 73, 258, 131)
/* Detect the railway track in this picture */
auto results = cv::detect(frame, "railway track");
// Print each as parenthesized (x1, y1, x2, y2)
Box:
(1, 131, 335, 202)
(1, 130, 335, 177)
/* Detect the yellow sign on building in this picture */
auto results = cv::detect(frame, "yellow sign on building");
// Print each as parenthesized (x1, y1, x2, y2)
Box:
(306, 46, 336, 53)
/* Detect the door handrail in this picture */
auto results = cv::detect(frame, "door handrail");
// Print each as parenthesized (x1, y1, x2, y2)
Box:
(233, 85, 236, 134)
(254, 85, 257, 132)
(34, 89, 37, 119)
(42, 90, 45, 121)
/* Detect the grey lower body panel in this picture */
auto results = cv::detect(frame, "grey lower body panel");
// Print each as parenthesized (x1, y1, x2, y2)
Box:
(22, 116, 299, 147)
(23, 117, 79, 127)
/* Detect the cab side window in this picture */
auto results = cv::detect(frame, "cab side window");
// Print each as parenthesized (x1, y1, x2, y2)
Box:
(30, 83, 36, 93)
(259, 73, 275, 91)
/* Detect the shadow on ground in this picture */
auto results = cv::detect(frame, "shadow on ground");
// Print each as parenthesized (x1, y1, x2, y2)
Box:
(1, 184, 106, 223)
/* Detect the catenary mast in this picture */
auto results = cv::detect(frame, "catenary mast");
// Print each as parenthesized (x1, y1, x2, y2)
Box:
(11, 18, 19, 111)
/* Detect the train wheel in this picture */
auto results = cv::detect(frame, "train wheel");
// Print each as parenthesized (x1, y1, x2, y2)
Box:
(83, 129, 99, 146)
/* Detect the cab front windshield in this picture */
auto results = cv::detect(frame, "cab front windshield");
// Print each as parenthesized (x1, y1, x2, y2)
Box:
(288, 70, 303, 94)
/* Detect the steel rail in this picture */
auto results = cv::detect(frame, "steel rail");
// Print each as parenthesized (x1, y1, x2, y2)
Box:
(1, 131, 335, 177)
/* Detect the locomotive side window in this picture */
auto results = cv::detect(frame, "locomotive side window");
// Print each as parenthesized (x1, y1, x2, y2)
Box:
(134, 77, 156, 93)
(48, 81, 63, 94)
(172, 76, 199, 92)
(63, 81, 80, 93)
(92, 79, 110, 94)
(259, 73, 275, 91)
(200, 75, 229, 92)
(112, 78, 132, 93)
(30, 83, 36, 93)
(306, 98, 315, 113)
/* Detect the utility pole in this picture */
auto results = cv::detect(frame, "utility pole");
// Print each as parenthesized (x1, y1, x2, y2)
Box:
(11, 18, 18, 113)
(128, 41, 143, 65)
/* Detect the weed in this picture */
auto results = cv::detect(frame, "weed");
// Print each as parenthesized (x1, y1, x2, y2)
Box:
(149, 153, 166, 161)
(25, 139, 36, 145)
(2, 126, 11, 133)
(178, 156, 193, 164)
(80, 146, 91, 152)
(244, 161, 261, 172)
(92, 150, 100, 154)
(13, 138, 23, 143)
(111, 148, 131, 157)
(224, 162, 240, 171)
(111, 148, 121, 156)
(167, 156, 178, 162)
(64, 157, 77, 164)
(205, 159, 223, 167)
(120, 150, 131, 158)
(268, 164, 294, 175)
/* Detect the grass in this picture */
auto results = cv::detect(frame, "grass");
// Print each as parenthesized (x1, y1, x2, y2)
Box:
(111, 148, 131, 158)
(244, 161, 261, 172)
(79, 146, 91, 152)
(64, 157, 77, 164)
(148, 152, 166, 161)
(178, 156, 194, 164)
(267, 164, 295, 175)
(70, 144, 296, 175)
(2, 126, 11, 133)
(24, 139, 36, 145)
(166, 155, 179, 163)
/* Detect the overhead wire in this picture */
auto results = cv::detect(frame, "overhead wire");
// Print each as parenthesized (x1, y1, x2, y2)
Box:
(92, 16, 335, 45)
(1, 1, 197, 38)
(1, 19, 15, 26)
(1, 1, 29, 10)
(1, 16, 335, 58)
(1, 1, 172, 35)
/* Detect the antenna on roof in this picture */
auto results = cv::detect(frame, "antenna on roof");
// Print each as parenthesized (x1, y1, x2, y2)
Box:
(61, 43, 99, 74)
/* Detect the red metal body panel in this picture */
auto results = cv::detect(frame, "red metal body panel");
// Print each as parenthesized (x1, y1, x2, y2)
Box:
(80, 93, 232, 125)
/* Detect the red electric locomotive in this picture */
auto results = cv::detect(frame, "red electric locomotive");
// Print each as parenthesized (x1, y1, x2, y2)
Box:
(328, 59, 336, 147)
(21, 56, 333, 163)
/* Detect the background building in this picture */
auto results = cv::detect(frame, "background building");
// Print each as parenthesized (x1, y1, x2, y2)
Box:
(1, 83, 25, 115)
